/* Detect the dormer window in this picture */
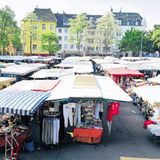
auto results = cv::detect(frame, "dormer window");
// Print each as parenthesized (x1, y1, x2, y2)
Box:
(135, 21, 139, 26)
(117, 19, 122, 25)
(127, 20, 131, 26)
(63, 19, 68, 25)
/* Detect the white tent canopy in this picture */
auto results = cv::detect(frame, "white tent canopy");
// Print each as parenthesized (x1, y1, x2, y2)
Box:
(1, 63, 47, 76)
(47, 75, 132, 102)
(132, 85, 160, 107)
(30, 68, 74, 79)
(147, 75, 160, 84)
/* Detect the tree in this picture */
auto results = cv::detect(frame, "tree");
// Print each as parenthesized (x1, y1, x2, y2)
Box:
(0, 6, 19, 54)
(118, 28, 155, 56)
(12, 27, 22, 54)
(96, 11, 120, 54)
(69, 13, 89, 53)
(152, 25, 160, 48)
(22, 12, 38, 54)
(41, 32, 59, 54)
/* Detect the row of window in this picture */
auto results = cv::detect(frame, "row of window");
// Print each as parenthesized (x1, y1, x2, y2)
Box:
(117, 19, 140, 26)
(32, 44, 80, 51)
(58, 36, 68, 41)
(32, 24, 55, 30)
(58, 28, 68, 33)
(59, 44, 83, 50)
(30, 20, 140, 32)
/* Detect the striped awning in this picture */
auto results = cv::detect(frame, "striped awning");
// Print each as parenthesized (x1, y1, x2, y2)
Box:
(0, 90, 50, 115)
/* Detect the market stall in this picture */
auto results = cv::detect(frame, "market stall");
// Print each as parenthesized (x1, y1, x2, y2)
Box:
(106, 68, 144, 90)
(0, 77, 16, 90)
(1, 63, 47, 81)
(47, 75, 132, 144)
(0, 89, 50, 159)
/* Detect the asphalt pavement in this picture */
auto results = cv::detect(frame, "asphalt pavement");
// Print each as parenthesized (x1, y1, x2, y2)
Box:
(1, 102, 160, 160)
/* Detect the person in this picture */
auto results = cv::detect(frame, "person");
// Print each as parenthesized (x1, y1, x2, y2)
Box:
(90, 59, 97, 73)
(99, 102, 103, 120)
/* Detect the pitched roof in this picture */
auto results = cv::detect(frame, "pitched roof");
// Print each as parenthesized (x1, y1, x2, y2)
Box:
(55, 12, 143, 27)
(33, 8, 57, 22)
(114, 12, 143, 26)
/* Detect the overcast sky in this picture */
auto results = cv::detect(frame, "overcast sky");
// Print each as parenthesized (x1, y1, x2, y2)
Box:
(0, 0, 159, 30)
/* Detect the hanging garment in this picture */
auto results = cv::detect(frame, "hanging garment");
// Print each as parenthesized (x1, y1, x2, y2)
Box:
(63, 103, 75, 128)
(42, 118, 60, 145)
(111, 102, 120, 116)
(95, 103, 100, 119)
(74, 104, 81, 127)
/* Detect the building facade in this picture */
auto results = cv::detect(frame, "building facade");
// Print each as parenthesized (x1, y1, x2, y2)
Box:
(21, 8, 147, 55)
(21, 8, 57, 55)
(55, 12, 147, 55)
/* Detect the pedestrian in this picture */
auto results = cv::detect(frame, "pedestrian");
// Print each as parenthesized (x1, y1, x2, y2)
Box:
(90, 59, 97, 73)
(99, 102, 103, 120)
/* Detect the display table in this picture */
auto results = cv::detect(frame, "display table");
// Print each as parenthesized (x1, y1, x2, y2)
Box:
(73, 128, 103, 144)
(0, 128, 30, 150)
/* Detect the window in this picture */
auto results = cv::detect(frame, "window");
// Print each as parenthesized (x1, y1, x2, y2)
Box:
(135, 21, 139, 26)
(63, 19, 68, 25)
(58, 28, 62, 33)
(32, 45, 37, 51)
(42, 24, 46, 30)
(126, 21, 131, 26)
(117, 19, 122, 25)
(64, 36, 68, 41)
(70, 45, 74, 49)
(32, 25, 37, 30)
(64, 28, 68, 33)
(50, 24, 54, 30)
(32, 34, 37, 40)
(58, 36, 62, 41)
(64, 44, 68, 49)
(59, 44, 62, 49)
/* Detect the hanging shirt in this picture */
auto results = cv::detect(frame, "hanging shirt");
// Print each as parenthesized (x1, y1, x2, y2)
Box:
(95, 103, 100, 119)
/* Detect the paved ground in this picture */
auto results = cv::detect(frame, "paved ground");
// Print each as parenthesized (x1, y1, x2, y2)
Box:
(1, 102, 160, 160)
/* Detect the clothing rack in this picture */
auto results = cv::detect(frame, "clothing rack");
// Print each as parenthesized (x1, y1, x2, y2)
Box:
(42, 117, 60, 145)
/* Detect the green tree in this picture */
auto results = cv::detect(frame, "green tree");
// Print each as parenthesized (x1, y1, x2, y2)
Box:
(118, 28, 155, 56)
(12, 27, 22, 54)
(41, 32, 59, 54)
(0, 6, 18, 54)
(22, 12, 38, 54)
(152, 25, 160, 48)
(96, 11, 120, 54)
(69, 13, 89, 53)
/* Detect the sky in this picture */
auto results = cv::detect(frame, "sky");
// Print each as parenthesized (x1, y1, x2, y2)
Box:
(0, 0, 159, 30)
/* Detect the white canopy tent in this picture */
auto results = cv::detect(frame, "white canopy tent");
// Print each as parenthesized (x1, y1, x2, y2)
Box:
(30, 68, 74, 79)
(47, 75, 132, 102)
(147, 75, 160, 84)
(132, 85, 160, 107)
(1, 63, 47, 76)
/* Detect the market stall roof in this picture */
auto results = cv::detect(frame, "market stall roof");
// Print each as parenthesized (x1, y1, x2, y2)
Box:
(101, 63, 127, 70)
(0, 55, 28, 62)
(1, 63, 47, 76)
(147, 75, 160, 84)
(47, 75, 132, 102)
(0, 77, 16, 84)
(0, 90, 50, 115)
(107, 68, 144, 77)
(73, 61, 93, 74)
(4, 80, 60, 92)
(132, 85, 160, 107)
(55, 56, 91, 69)
(30, 68, 74, 79)
(0, 77, 16, 89)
